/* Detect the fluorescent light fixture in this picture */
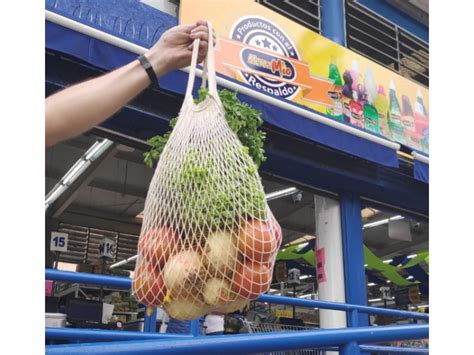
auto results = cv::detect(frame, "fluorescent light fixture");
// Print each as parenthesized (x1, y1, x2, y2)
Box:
(383, 259, 393, 264)
(109, 255, 138, 269)
(62, 160, 87, 185)
(367, 283, 376, 286)
(369, 298, 382, 302)
(363, 215, 404, 229)
(85, 139, 113, 161)
(265, 187, 298, 201)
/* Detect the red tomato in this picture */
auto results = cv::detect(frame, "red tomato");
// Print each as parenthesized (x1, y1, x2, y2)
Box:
(138, 227, 179, 268)
(269, 216, 282, 249)
(238, 219, 276, 263)
(231, 261, 271, 300)
(132, 263, 166, 306)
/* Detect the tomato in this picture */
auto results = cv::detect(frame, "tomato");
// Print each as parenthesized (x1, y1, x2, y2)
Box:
(132, 263, 166, 306)
(269, 216, 282, 249)
(231, 260, 271, 300)
(238, 219, 276, 263)
(138, 226, 180, 268)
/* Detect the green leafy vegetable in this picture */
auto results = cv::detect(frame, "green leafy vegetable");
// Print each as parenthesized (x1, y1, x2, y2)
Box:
(143, 89, 266, 168)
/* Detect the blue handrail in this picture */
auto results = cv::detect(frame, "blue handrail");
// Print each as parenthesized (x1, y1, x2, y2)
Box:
(45, 324, 428, 354)
(45, 269, 428, 354)
(45, 269, 428, 321)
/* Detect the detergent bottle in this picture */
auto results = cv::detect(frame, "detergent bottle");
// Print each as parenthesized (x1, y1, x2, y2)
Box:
(363, 69, 380, 134)
(350, 90, 365, 129)
(401, 95, 421, 150)
(350, 60, 362, 92)
(373, 85, 390, 138)
(326, 60, 343, 121)
(342, 70, 353, 123)
(414, 88, 429, 153)
(401, 95, 415, 132)
(387, 80, 405, 144)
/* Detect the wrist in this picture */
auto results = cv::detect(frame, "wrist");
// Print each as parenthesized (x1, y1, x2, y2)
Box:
(145, 49, 171, 77)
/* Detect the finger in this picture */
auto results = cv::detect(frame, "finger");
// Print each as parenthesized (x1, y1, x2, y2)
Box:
(190, 30, 209, 42)
(190, 24, 208, 36)
(195, 20, 208, 27)
(178, 24, 196, 34)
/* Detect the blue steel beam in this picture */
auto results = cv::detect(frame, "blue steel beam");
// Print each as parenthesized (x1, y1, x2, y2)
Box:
(321, 0, 347, 46)
(340, 192, 369, 328)
(46, 269, 429, 321)
(45, 324, 428, 355)
(45, 327, 192, 341)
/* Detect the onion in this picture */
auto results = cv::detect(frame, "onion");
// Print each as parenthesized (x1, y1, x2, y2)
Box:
(202, 278, 231, 306)
(205, 230, 238, 273)
(213, 297, 249, 314)
(163, 250, 201, 294)
(164, 297, 210, 320)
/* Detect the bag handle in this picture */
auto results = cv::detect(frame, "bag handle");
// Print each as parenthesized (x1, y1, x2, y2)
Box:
(185, 21, 219, 101)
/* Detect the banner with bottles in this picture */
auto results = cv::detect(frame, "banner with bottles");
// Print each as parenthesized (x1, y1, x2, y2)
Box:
(180, 0, 429, 154)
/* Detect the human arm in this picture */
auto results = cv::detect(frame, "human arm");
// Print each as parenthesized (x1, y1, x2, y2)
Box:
(45, 20, 212, 146)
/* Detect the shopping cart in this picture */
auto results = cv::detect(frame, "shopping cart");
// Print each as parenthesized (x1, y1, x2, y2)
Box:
(242, 320, 326, 355)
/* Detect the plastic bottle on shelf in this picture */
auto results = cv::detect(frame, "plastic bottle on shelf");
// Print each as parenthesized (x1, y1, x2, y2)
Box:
(373, 85, 390, 138)
(387, 80, 405, 144)
(414, 88, 429, 153)
(326, 61, 343, 121)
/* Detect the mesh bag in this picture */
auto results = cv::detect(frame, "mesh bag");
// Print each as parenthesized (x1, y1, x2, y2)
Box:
(132, 22, 282, 320)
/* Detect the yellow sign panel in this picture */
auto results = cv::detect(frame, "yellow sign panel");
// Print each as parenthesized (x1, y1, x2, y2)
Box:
(274, 308, 293, 318)
(180, 0, 429, 153)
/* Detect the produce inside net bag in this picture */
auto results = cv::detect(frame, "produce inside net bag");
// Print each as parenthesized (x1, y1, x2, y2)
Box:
(132, 22, 282, 320)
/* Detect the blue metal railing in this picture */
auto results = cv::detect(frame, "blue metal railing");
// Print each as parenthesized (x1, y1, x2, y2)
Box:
(45, 269, 428, 354)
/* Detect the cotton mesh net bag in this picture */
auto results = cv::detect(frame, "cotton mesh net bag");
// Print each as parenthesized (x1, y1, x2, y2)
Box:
(132, 22, 282, 320)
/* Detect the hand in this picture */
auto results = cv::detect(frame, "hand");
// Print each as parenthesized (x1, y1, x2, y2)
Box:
(146, 20, 216, 76)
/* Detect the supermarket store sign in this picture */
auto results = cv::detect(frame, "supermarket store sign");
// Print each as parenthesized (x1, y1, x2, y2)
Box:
(180, 0, 429, 153)
(220, 16, 334, 106)
(232, 17, 301, 100)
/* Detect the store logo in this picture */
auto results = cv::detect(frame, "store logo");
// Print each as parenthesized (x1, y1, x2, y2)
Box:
(231, 16, 300, 99)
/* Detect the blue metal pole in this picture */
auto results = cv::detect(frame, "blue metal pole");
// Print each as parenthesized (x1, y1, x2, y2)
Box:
(45, 268, 131, 288)
(45, 327, 192, 341)
(44, 270, 428, 321)
(143, 307, 157, 333)
(340, 192, 369, 327)
(45, 324, 428, 355)
(259, 295, 428, 321)
(320, 0, 346, 46)
(359, 345, 429, 353)
(189, 319, 200, 336)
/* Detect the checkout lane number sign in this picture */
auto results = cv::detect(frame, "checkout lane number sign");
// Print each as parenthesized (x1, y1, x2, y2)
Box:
(50, 232, 69, 252)
(99, 238, 115, 259)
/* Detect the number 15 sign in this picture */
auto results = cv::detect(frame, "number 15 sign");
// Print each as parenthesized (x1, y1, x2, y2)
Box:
(50, 232, 69, 253)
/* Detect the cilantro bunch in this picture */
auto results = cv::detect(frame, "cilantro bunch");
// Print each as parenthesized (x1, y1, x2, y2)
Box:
(143, 88, 266, 168)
